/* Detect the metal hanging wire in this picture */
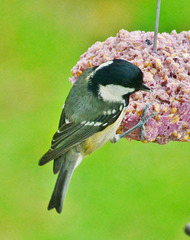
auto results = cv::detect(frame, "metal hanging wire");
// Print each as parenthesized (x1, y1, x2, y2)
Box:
(153, 0, 161, 51)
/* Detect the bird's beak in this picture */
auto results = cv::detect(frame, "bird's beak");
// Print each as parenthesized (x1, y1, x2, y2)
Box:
(139, 83, 152, 92)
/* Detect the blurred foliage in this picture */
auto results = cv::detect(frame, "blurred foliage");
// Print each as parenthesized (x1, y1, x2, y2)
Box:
(0, 0, 190, 239)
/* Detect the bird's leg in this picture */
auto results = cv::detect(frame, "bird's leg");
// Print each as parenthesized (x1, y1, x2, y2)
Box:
(110, 103, 157, 143)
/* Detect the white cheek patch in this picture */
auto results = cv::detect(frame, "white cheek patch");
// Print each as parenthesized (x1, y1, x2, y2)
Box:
(99, 84, 135, 103)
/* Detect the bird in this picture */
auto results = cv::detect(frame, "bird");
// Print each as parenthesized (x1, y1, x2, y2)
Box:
(39, 59, 151, 213)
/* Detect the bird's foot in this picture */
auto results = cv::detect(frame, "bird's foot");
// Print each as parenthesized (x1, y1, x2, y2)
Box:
(111, 103, 157, 143)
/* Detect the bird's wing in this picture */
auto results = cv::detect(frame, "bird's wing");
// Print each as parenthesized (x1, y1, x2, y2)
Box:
(39, 106, 123, 166)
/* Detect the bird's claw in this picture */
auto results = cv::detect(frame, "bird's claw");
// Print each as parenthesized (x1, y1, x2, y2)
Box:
(115, 102, 157, 142)
(139, 103, 157, 141)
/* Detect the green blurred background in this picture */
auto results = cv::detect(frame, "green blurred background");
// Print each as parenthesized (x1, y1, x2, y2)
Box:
(0, 0, 190, 239)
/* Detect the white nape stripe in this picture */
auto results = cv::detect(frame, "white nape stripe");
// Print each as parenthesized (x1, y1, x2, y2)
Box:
(95, 60, 113, 72)
(99, 84, 135, 103)
(87, 61, 113, 80)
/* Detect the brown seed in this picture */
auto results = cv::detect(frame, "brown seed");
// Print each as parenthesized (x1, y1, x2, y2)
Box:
(155, 58, 162, 70)
(171, 115, 180, 123)
(183, 135, 189, 141)
(154, 103, 160, 113)
(172, 131, 178, 137)
(171, 108, 178, 113)
(162, 107, 168, 112)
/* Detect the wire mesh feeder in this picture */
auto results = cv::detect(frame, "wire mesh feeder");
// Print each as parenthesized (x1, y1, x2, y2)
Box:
(70, 29, 190, 145)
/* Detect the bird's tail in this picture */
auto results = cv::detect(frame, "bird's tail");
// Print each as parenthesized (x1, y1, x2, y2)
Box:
(48, 149, 82, 213)
(48, 162, 74, 213)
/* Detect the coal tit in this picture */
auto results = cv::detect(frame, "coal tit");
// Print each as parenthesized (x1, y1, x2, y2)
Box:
(39, 59, 151, 213)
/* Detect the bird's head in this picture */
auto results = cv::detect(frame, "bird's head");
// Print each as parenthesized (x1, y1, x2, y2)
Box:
(88, 59, 150, 103)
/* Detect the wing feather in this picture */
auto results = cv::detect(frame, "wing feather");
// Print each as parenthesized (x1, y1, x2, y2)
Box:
(39, 106, 123, 166)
